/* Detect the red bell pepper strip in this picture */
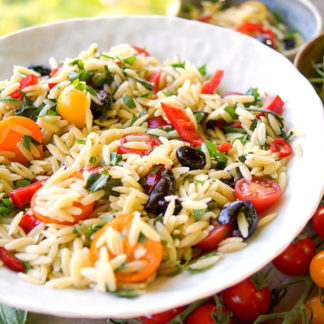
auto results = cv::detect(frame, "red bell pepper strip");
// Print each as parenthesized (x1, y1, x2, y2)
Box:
(262, 95, 284, 114)
(217, 142, 233, 153)
(145, 165, 164, 193)
(161, 102, 204, 147)
(9, 178, 47, 208)
(19, 214, 41, 234)
(149, 70, 163, 93)
(148, 116, 169, 128)
(132, 46, 149, 57)
(201, 70, 224, 94)
(270, 138, 292, 158)
(50, 65, 62, 77)
(0, 247, 25, 272)
(10, 74, 39, 99)
(48, 82, 58, 90)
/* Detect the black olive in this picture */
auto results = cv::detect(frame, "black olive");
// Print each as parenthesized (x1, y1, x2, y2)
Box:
(91, 90, 111, 119)
(218, 200, 258, 239)
(28, 64, 51, 76)
(176, 146, 206, 170)
(255, 35, 274, 49)
(145, 168, 176, 215)
(283, 38, 295, 50)
(158, 199, 182, 215)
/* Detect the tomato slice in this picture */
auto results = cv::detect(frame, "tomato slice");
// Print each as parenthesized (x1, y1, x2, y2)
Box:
(217, 142, 233, 153)
(0, 116, 43, 165)
(117, 133, 162, 157)
(148, 117, 168, 129)
(201, 70, 224, 95)
(0, 247, 25, 272)
(10, 74, 39, 99)
(90, 213, 163, 283)
(270, 138, 292, 158)
(262, 95, 284, 114)
(235, 176, 282, 212)
(196, 222, 232, 250)
(19, 214, 41, 234)
(31, 172, 94, 225)
(148, 70, 163, 93)
(161, 102, 204, 147)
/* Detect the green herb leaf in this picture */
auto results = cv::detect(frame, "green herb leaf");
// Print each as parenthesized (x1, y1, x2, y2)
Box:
(110, 290, 139, 298)
(224, 106, 238, 119)
(15, 179, 31, 188)
(162, 91, 175, 97)
(21, 135, 41, 151)
(67, 71, 79, 82)
(108, 152, 123, 166)
(249, 119, 258, 131)
(83, 223, 105, 236)
(161, 239, 168, 246)
(89, 157, 97, 164)
(77, 139, 86, 144)
(150, 165, 163, 175)
(0, 303, 27, 324)
(193, 209, 206, 221)
(193, 111, 206, 124)
(123, 56, 136, 65)
(0, 96, 21, 102)
(198, 64, 207, 76)
(138, 91, 153, 98)
(122, 94, 136, 109)
(0, 197, 16, 216)
(172, 62, 185, 69)
(72, 58, 84, 69)
(204, 140, 228, 169)
(130, 109, 147, 126)
(244, 88, 260, 107)
(136, 78, 154, 91)
(224, 127, 247, 134)
(231, 134, 249, 145)
(138, 233, 146, 244)
(15, 95, 43, 121)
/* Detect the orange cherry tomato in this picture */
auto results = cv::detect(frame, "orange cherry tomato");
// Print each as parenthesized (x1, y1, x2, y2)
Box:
(310, 251, 324, 288)
(31, 172, 94, 225)
(0, 116, 43, 165)
(305, 296, 324, 324)
(90, 213, 163, 283)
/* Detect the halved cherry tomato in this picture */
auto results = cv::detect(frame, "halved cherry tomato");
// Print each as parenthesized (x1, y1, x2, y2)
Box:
(262, 95, 284, 114)
(149, 70, 163, 93)
(31, 172, 94, 225)
(223, 276, 271, 322)
(132, 46, 149, 57)
(305, 296, 324, 324)
(236, 22, 276, 49)
(235, 176, 282, 212)
(161, 102, 204, 147)
(138, 306, 186, 324)
(0, 247, 25, 272)
(0, 116, 43, 165)
(201, 70, 224, 95)
(145, 165, 164, 193)
(310, 251, 324, 288)
(19, 214, 41, 234)
(270, 138, 292, 158)
(148, 117, 168, 129)
(272, 234, 316, 276)
(117, 133, 162, 157)
(217, 142, 233, 153)
(312, 205, 324, 239)
(9, 178, 47, 207)
(196, 222, 232, 250)
(10, 74, 39, 99)
(90, 213, 163, 283)
(186, 304, 233, 324)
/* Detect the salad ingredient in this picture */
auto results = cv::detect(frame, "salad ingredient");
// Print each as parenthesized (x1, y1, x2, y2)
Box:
(262, 95, 284, 114)
(270, 138, 292, 158)
(201, 70, 224, 94)
(310, 251, 324, 288)
(18, 214, 41, 234)
(312, 205, 324, 239)
(10, 74, 39, 99)
(27, 64, 51, 76)
(138, 306, 186, 324)
(176, 146, 207, 170)
(305, 296, 324, 323)
(0, 247, 26, 272)
(90, 89, 111, 119)
(149, 70, 163, 93)
(147, 116, 168, 128)
(186, 303, 232, 324)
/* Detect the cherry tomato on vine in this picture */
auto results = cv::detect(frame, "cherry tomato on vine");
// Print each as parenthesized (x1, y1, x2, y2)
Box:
(310, 251, 324, 288)
(312, 205, 324, 239)
(138, 306, 185, 324)
(222, 276, 271, 322)
(272, 234, 316, 276)
(305, 296, 324, 324)
(186, 304, 233, 324)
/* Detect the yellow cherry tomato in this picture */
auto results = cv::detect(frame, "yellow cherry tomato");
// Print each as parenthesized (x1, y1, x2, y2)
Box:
(305, 296, 324, 324)
(310, 251, 324, 288)
(57, 85, 90, 128)
(239, 1, 268, 22)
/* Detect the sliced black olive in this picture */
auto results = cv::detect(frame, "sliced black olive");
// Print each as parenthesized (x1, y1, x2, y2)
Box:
(158, 199, 182, 215)
(283, 38, 295, 50)
(145, 168, 176, 216)
(90, 90, 111, 119)
(255, 35, 275, 49)
(176, 146, 206, 170)
(28, 64, 51, 76)
(218, 200, 258, 239)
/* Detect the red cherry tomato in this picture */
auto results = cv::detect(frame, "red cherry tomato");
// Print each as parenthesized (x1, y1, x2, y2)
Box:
(145, 166, 164, 193)
(0, 247, 26, 272)
(272, 234, 316, 276)
(270, 138, 292, 158)
(312, 205, 324, 239)
(201, 70, 224, 94)
(117, 133, 162, 157)
(138, 306, 185, 324)
(186, 304, 233, 324)
(196, 222, 232, 250)
(310, 251, 324, 288)
(10, 74, 39, 99)
(217, 142, 233, 153)
(19, 214, 41, 234)
(148, 117, 169, 129)
(262, 95, 284, 114)
(235, 176, 282, 212)
(223, 277, 271, 322)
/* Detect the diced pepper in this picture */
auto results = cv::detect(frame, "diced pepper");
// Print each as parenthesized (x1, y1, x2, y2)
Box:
(0, 247, 25, 272)
(148, 70, 163, 93)
(217, 142, 233, 153)
(270, 138, 292, 158)
(148, 116, 168, 128)
(201, 70, 224, 94)
(19, 214, 41, 234)
(132, 46, 149, 57)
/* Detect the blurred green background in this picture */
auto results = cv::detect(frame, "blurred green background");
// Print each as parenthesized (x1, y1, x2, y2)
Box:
(0, 0, 177, 35)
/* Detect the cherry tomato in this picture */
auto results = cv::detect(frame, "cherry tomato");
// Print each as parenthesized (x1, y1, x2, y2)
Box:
(90, 213, 163, 283)
(10, 74, 39, 99)
(217, 142, 233, 153)
(305, 296, 324, 324)
(117, 133, 162, 157)
(312, 205, 324, 239)
(310, 251, 324, 288)
(186, 304, 233, 324)
(223, 277, 271, 322)
(0, 116, 43, 165)
(148, 117, 168, 128)
(201, 70, 224, 95)
(272, 234, 316, 276)
(57, 85, 90, 128)
(145, 165, 164, 193)
(270, 138, 292, 158)
(18, 214, 41, 234)
(138, 306, 185, 324)
(196, 222, 232, 250)
(0, 247, 25, 272)
(234, 176, 282, 212)
(262, 95, 284, 114)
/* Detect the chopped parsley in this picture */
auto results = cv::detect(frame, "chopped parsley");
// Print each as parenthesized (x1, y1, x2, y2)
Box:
(0, 197, 16, 216)
(204, 140, 228, 169)
(198, 64, 207, 76)
(123, 56, 136, 65)
(193, 209, 206, 221)
(21, 135, 41, 151)
(122, 94, 136, 109)
(224, 106, 238, 119)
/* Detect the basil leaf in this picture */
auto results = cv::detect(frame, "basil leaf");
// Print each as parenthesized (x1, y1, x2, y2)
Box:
(244, 88, 260, 107)
(71, 58, 84, 69)
(172, 62, 185, 69)
(123, 94, 136, 109)
(15, 179, 31, 188)
(0, 97, 21, 102)
(138, 233, 146, 244)
(89, 157, 97, 164)
(193, 209, 206, 221)
(130, 109, 147, 126)
(224, 106, 238, 119)
(135, 78, 154, 91)
(138, 91, 152, 98)
(108, 152, 123, 166)
(0, 304, 27, 324)
(123, 56, 136, 65)
(198, 64, 207, 76)
(0, 197, 16, 216)
(15, 95, 42, 121)
(204, 140, 228, 169)
(85, 172, 122, 198)
(193, 111, 206, 124)
(231, 134, 249, 145)
(249, 119, 258, 131)
(21, 135, 41, 151)
(77, 139, 86, 144)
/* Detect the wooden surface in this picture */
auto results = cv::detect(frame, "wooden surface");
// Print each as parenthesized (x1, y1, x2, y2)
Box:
(19, 1, 324, 323)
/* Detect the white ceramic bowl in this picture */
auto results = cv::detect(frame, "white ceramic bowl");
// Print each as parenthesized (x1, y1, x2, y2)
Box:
(0, 16, 323, 319)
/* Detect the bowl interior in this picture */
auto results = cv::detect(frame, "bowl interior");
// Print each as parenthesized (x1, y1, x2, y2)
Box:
(0, 16, 323, 319)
